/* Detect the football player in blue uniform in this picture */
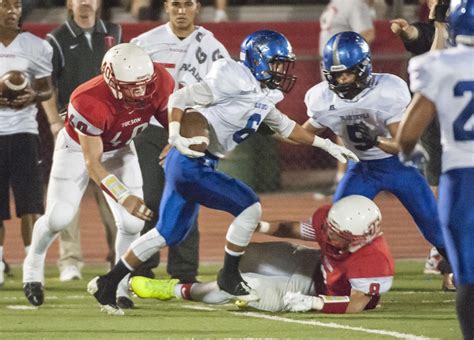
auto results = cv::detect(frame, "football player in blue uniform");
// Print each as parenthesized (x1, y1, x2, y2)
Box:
(398, 1, 474, 338)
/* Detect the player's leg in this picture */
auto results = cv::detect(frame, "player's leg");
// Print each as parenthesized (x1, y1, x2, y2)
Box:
(0, 137, 9, 287)
(333, 160, 379, 202)
(179, 154, 261, 300)
(389, 161, 445, 249)
(10, 134, 44, 252)
(23, 132, 89, 305)
(57, 212, 83, 281)
(438, 169, 474, 340)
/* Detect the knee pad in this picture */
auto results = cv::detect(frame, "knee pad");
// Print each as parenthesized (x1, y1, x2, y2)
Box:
(130, 228, 167, 262)
(117, 210, 145, 235)
(48, 202, 77, 233)
(226, 202, 262, 247)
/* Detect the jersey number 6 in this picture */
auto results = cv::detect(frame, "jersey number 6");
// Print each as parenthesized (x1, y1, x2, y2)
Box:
(232, 113, 262, 144)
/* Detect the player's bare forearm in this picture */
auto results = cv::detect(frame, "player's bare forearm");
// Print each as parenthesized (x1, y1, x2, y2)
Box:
(77, 133, 109, 185)
(257, 221, 301, 239)
(345, 289, 372, 313)
(168, 107, 184, 123)
(397, 93, 436, 155)
(375, 137, 400, 154)
(32, 76, 53, 102)
(287, 124, 317, 145)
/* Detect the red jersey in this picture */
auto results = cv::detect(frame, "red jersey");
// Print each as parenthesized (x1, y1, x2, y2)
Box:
(310, 205, 395, 309)
(65, 63, 174, 152)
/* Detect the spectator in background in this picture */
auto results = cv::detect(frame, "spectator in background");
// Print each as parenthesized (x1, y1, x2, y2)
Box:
(214, 0, 228, 22)
(390, 0, 454, 291)
(0, 0, 53, 286)
(318, 0, 376, 195)
(41, 0, 122, 283)
(130, 0, 230, 286)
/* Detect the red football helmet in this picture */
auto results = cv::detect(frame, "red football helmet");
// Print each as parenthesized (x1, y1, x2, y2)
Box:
(101, 43, 156, 103)
(317, 195, 382, 259)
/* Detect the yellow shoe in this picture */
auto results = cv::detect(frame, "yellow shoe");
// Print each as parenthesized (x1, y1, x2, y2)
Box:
(129, 276, 179, 300)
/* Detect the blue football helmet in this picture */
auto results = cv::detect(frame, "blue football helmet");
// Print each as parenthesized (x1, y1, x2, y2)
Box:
(449, 0, 474, 46)
(322, 31, 373, 100)
(240, 30, 297, 93)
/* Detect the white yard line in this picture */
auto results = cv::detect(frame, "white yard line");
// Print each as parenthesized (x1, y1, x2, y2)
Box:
(183, 305, 435, 340)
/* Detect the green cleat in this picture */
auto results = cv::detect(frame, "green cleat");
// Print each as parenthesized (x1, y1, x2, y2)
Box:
(129, 276, 179, 300)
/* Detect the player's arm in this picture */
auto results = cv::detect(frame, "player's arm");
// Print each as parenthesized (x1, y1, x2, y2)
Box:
(41, 91, 64, 141)
(396, 93, 436, 156)
(265, 108, 358, 163)
(256, 221, 302, 239)
(78, 133, 152, 221)
(167, 82, 214, 158)
(346, 289, 373, 313)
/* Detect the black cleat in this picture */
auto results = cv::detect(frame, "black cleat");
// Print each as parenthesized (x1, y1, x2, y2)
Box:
(217, 269, 258, 302)
(116, 296, 134, 309)
(87, 276, 123, 316)
(23, 282, 44, 306)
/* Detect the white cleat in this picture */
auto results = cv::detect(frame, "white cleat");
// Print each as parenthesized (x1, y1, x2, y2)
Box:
(100, 304, 125, 316)
(59, 265, 82, 282)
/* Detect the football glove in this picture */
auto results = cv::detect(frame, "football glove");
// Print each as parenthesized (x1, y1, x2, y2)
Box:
(168, 121, 208, 158)
(314, 137, 359, 163)
(283, 291, 318, 312)
(398, 143, 430, 171)
(353, 121, 379, 150)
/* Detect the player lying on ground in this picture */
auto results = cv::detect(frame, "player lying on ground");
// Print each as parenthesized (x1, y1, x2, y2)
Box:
(130, 195, 394, 313)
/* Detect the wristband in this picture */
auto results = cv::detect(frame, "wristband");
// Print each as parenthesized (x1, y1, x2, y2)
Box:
(311, 136, 327, 149)
(317, 295, 350, 314)
(100, 174, 130, 204)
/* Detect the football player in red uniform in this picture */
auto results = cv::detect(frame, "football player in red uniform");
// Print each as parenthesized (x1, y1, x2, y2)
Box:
(22, 43, 175, 308)
(130, 195, 395, 313)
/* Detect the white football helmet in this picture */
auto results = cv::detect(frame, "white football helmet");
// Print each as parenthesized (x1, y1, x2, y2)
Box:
(326, 195, 382, 254)
(101, 43, 156, 101)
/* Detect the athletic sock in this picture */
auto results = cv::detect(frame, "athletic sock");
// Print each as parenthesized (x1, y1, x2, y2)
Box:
(222, 247, 244, 275)
(104, 259, 131, 286)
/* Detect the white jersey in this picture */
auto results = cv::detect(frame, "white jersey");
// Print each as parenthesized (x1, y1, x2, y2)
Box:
(409, 45, 474, 172)
(131, 23, 229, 127)
(0, 32, 53, 135)
(305, 73, 411, 160)
(319, 0, 374, 55)
(131, 23, 229, 88)
(200, 59, 296, 157)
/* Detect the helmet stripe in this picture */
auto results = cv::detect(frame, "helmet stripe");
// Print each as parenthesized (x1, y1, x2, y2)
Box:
(332, 34, 342, 66)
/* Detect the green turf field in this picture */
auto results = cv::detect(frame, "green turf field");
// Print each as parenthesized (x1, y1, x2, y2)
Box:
(0, 261, 461, 339)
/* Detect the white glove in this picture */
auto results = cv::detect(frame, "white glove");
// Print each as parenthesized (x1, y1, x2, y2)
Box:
(283, 291, 319, 312)
(399, 143, 429, 171)
(313, 137, 359, 163)
(168, 121, 208, 158)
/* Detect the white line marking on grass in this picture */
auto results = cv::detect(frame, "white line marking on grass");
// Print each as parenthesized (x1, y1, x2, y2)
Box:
(7, 305, 38, 310)
(182, 305, 435, 340)
(234, 312, 435, 340)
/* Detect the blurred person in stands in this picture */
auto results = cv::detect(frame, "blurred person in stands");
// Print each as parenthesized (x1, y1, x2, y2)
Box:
(129, 0, 229, 287)
(318, 0, 376, 196)
(397, 1, 474, 337)
(302, 31, 449, 264)
(130, 196, 394, 314)
(390, 0, 454, 291)
(41, 0, 122, 285)
(214, 0, 228, 22)
(23, 43, 175, 307)
(0, 0, 53, 286)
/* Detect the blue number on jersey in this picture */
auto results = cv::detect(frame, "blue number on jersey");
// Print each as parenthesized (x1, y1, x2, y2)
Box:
(232, 113, 262, 144)
(453, 81, 474, 141)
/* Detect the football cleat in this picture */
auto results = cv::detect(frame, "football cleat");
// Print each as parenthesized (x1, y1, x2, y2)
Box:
(87, 276, 123, 316)
(129, 276, 178, 300)
(217, 269, 259, 302)
(23, 282, 44, 306)
(116, 296, 135, 309)
(234, 299, 249, 309)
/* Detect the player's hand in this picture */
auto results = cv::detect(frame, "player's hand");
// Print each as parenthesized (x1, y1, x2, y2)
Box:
(10, 88, 37, 110)
(320, 139, 359, 163)
(353, 122, 379, 149)
(398, 144, 430, 171)
(121, 195, 153, 221)
(0, 94, 9, 108)
(283, 291, 314, 312)
(390, 19, 418, 40)
(168, 133, 208, 158)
